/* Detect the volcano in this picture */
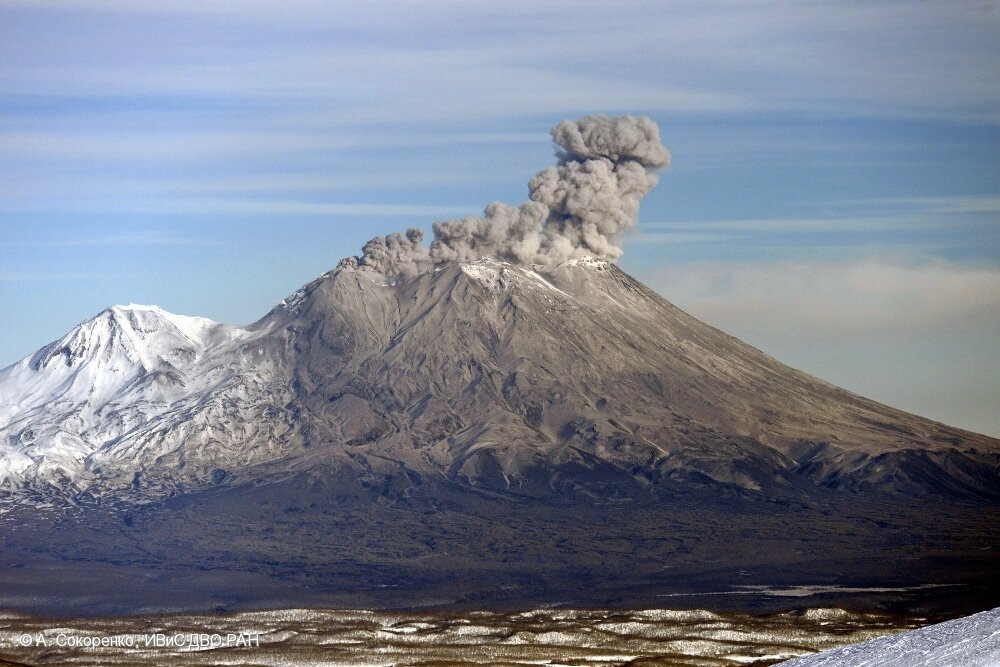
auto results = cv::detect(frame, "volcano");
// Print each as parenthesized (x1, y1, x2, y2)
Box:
(3, 256, 997, 502)
(2, 114, 998, 617)
(1, 255, 997, 616)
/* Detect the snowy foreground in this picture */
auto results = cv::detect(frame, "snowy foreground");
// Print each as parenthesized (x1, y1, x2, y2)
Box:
(1, 604, 998, 666)
(0, 606, 925, 666)
(780, 606, 1000, 667)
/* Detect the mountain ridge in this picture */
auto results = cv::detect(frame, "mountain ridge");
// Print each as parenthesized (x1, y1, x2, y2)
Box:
(1, 257, 997, 504)
(1, 256, 998, 618)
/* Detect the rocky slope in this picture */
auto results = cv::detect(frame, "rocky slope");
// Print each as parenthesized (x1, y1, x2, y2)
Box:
(1, 257, 997, 504)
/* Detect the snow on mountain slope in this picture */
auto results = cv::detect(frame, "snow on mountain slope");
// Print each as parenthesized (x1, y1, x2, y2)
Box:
(779, 606, 1000, 666)
(2, 305, 223, 419)
(0, 304, 287, 494)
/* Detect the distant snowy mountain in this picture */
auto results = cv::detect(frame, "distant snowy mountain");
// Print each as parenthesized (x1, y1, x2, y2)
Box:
(780, 606, 1000, 666)
(0, 302, 290, 496)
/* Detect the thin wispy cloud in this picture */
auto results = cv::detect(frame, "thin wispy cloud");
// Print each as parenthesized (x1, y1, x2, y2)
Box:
(639, 216, 935, 235)
(0, 173, 490, 202)
(59, 230, 215, 246)
(0, 130, 549, 161)
(1, 230, 215, 248)
(0, 199, 479, 218)
(633, 209, 994, 242)
(165, 199, 478, 218)
(851, 196, 1000, 215)
(645, 256, 1000, 338)
(3, 2, 997, 122)
(0, 271, 93, 282)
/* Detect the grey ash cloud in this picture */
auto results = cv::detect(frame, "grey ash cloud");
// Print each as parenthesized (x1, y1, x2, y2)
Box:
(338, 114, 671, 278)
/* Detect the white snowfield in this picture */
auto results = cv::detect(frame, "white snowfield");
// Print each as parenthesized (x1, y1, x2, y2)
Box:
(0, 303, 290, 496)
(779, 606, 1000, 667)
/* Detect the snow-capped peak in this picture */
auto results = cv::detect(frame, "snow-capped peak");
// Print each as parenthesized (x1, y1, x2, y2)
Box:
(460, 260, 506, 286)
(108, 304, 221, 349)
(23, 304, 220, 375)
(459, 259, 570, 296)
(0, 304, 264, 492)
(561, 256, 610, 270)
(0, 306, 214, 430)
(458, 255, 612, 291)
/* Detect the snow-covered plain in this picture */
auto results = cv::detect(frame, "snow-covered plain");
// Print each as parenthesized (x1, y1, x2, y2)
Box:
(0, 606, 929, 666)
(780, 606, 1000, 667)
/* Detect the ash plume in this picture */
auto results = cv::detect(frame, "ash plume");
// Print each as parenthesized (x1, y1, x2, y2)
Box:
(338, 114, 670, 277)
(337, 228, 429, 278)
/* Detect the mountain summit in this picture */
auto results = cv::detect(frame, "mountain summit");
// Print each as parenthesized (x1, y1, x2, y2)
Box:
(2, 257, 996, 504)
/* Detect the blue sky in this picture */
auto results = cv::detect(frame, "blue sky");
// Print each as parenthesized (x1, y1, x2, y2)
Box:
(2, 0, 999, 435)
